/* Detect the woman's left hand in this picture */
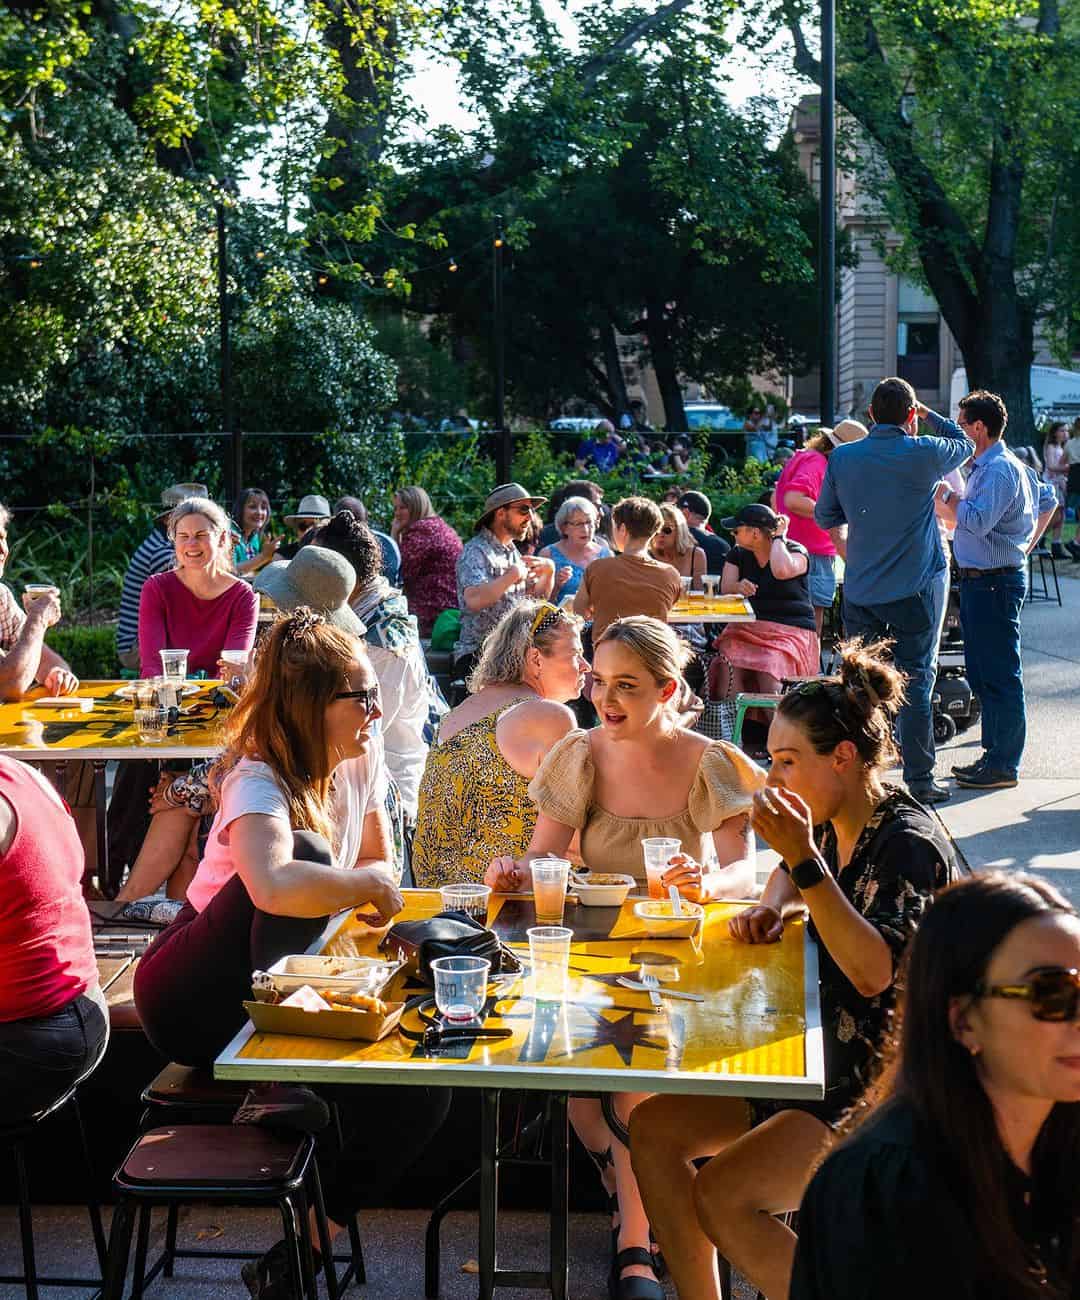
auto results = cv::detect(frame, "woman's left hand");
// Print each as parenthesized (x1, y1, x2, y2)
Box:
(43, 666, 78, 696)
(750, 786, 816, 867)
(661, 853, 708, 903)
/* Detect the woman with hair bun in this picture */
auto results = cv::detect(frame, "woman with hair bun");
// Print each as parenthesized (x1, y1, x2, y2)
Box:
(793, 870, 1080, 1299)
(631, 637, 958, 1300)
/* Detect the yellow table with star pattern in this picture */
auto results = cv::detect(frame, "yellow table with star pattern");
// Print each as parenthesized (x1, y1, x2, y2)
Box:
(215, 891, 821, 1299)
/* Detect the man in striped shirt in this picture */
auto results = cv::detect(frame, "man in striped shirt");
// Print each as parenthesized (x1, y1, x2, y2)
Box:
(934, 391, 1057, 790)
(116, 483, 206, 669)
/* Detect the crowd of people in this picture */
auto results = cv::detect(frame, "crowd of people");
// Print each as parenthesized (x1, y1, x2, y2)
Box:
(1, 376, 1077, 1299)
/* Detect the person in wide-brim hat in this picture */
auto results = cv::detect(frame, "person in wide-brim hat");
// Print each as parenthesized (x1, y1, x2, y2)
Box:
(474, 482, 547, 533)
(254, 545, 366, 639)
(284, 494, 332, 534)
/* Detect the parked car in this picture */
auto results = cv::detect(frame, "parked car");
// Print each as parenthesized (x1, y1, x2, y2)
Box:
(682, 403, 744, 433)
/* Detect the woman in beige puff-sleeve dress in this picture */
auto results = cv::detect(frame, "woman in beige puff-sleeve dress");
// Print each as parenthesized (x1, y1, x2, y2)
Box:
(486, 616, 764, 1298)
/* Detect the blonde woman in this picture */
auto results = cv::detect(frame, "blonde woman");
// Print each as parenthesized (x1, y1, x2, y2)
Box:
(137, 497, 258, 678)
(487, 615, 762, 1300)
(391, 485, 463, 635)
(650, 503, 706, 587)
(412, 600, 588, 887)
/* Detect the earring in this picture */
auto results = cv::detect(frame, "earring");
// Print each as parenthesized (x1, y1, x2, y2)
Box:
(969, 1044, 982, 1057)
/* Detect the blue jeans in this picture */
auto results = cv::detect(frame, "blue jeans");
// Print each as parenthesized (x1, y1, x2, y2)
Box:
(0, 984, 109, 1124)
(959, 568, 1027, 776)
(843, 570, 948, 786)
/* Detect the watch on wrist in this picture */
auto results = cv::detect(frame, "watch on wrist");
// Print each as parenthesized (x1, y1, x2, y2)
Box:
(941, 488, 953, 505)
(789, 856, 827, 891)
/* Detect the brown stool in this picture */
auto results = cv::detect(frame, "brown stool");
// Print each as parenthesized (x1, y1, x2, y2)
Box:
(104, 1124, 337, 1299)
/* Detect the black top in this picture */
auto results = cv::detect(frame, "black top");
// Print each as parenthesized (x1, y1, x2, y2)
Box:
(689, 525, 730, 572)
(792, 1097, 1077, 1299)
(727, 539, 815, 630)
(812, 787, 956, 1108)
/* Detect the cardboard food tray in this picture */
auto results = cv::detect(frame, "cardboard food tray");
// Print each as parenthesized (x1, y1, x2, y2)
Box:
(263, 954, 402, 997)
(243, 999, 404, 1042)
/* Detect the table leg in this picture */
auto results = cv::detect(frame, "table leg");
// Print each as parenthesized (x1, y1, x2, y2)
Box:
(549, 1093, 569, 1300)
(93, 759, 113, 897)
(52, 759, 68, 799)
(478, 1088, 500, 1300)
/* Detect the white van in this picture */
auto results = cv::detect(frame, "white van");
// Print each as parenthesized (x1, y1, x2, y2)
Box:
(949, 365, 1080, 421)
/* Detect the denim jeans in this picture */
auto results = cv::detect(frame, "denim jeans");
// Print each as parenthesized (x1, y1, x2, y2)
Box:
(0, 984, 110, 1124)
(959, 567, 1027, 776)
(843, 569, 948, 786)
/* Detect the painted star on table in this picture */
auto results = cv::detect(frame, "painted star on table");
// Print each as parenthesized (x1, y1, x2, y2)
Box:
(552, 1005, 668, 1068)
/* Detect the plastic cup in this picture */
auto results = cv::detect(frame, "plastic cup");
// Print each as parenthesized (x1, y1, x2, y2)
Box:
(642, 837, 681, 900)
(134, 706, 170, 743)
(531, 857, 570, 924)
(527, 926, 573, 1001)
(430, 955, 491, 1024)
(160, 648, 189, 683)
(24, 583, 58, 603)
(679, 576, 693, 599)
(702, 575, 720, 599)
(219, 649, 248, 670)
(439, 883, 492, 923)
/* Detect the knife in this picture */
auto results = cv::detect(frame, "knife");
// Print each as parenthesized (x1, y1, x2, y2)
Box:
(616, 977, 704, 1003)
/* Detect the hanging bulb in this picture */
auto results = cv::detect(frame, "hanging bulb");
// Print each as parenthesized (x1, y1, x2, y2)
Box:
(448, 257, 458, 272)
(318, 274, 329, 285)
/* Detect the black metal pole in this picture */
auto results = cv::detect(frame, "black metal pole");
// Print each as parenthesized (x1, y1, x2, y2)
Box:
(819, 0, 836, 428)
(493, 215, 511, 483)
(217, 202, 241, 497)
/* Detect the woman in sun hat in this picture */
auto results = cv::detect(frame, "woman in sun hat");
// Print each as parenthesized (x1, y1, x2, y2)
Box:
(772, 419, 868, 637)
(277, 493, 332, 557)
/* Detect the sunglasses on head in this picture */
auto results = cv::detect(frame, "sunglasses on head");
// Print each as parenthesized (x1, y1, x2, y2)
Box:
(975, 967, 1080, 1022)
(334, 684, 380, 714)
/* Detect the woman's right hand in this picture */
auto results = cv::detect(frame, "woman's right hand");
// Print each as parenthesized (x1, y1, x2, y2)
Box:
(485, 857, 523, 892)
(355, 864, 404, 925)
(736, 579, 758, 597)
(728, 904, 784, 944)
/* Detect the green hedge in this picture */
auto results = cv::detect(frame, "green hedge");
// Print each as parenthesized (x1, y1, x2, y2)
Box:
(45, 625, 118, 679)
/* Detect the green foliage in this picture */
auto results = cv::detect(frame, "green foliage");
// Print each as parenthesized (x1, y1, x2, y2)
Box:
(45, 625, 118, 679)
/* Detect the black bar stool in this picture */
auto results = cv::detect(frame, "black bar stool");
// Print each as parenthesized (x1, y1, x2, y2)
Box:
(103, 1124, 336, 1300)
(0, 1083, 108, 1298)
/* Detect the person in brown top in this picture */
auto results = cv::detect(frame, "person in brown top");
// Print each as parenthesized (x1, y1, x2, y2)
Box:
(574, 496, 682, 638)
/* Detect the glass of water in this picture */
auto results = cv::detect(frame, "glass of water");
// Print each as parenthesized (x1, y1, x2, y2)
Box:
(159, 648, 189, 684)
(430, 956, 491, 1024)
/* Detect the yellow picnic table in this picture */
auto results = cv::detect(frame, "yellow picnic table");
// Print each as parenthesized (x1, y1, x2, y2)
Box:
(667, 593, 755, 625)
(216, 889, 823, 1298)
(0, 680, 230, 894)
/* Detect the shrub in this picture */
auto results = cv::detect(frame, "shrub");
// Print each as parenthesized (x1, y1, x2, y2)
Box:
(45, 625, 118, 678)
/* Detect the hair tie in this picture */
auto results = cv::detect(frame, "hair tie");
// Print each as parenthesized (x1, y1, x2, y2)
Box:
(283, 607, 325, 642)
(857, 664, 881, 708)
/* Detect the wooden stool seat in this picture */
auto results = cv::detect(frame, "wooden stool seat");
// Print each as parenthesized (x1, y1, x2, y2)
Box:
(140, 1063, 247, 1111)
(118, 1124, 308, 1192)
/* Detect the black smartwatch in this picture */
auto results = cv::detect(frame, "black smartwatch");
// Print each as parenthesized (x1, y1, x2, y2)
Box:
(786, 856, 827, 891)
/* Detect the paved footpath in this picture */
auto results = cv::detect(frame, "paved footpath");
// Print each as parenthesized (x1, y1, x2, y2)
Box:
(5, 567, 1078, 1299)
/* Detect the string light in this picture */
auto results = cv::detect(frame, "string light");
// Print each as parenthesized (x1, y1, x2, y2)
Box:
(29, 259, 41, 269)
(448, 257, 458, 272)
(494, 237, 503, 249)
(317, 274, 329, 285)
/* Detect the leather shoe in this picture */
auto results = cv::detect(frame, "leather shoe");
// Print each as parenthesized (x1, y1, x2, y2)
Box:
(950, 757, 986, 779)
(954, 768, 1018, 790)
(908, 779, 951, 804)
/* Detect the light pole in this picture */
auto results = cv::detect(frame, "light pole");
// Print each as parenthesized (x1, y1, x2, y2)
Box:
(492, 215, 512, 483)
(819, 0, 836, 428)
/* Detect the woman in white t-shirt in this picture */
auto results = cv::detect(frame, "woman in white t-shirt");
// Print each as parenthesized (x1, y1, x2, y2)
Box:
(135, 610, 449, 1287)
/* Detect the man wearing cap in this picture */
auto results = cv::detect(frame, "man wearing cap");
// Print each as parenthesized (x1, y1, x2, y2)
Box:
(116, 483, 208, 671)
(814, 377, 973, 804)
(677, 490, 730, 572)
(453, 484, 555, 677)
(933, 390, 1057, 791)
(772, 420, 868, 637)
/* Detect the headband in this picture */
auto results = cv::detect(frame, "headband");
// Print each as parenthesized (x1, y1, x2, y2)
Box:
(529, 602, 564, 641)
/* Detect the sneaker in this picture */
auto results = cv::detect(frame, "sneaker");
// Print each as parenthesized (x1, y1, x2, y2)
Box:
(908, 779, 951, 805)
(242, 1240, 301, 1300)
(1066, 540, 1080, 561)
(1052, 542, 1069, 560)
(954, 768, 1019, 789)
(950, 757, 986, 779)
(232, 1083, 329, 1134)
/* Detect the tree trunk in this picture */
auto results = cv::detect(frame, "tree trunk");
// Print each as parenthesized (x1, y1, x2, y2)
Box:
(600, 320, 631, 422)
(645, 299, 686, 431)
(955, 301, 1037, 446)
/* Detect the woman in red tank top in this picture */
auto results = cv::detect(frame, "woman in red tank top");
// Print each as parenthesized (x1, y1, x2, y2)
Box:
(0, 755, 108, 1122)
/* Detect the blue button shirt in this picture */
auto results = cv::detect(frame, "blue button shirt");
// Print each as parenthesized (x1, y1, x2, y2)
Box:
(814, 412, 973, 605)
(953, 441, 1057, 570)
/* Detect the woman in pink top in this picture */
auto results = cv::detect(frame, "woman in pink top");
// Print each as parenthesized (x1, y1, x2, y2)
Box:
(773, 419, 868, 636)
(137, 497, 258, 678)
(391, 486, 463, 636)
(1042, 422, 1069, 559)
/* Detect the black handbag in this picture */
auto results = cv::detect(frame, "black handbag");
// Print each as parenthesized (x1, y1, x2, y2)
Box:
(381, 910, 522, 985)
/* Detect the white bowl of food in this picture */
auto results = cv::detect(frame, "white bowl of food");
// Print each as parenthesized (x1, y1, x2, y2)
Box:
(570, 872, 636, 907)
(632, 899, 705, 936)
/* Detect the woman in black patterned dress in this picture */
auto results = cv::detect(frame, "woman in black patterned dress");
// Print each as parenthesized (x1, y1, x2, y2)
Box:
(631, 637, 957, 1300)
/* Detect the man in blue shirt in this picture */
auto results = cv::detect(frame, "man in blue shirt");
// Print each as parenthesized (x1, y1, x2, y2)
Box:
(815, 376, 973, 803)
(933, 390, 1057, 790)
(575, 424, 622, 473)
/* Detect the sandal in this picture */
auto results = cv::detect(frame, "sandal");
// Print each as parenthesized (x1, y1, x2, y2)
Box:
(608, 1247, 663, 1300)
(608, 1194, 666, 1278)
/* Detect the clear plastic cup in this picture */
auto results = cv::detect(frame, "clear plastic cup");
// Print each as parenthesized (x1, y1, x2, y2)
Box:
(702, 575, 721, 599)
(430, 955, 491, 1024)
(24, 583, 58, 603)
(159, 649, 189, 683)
(439, 883, 492, 922)
(642, 837, 681, 900)
(134, 706, 170, 743)
(531, 857, 570, 924)
(679, 576, 693, 599)
(528, 926, 573, 1001)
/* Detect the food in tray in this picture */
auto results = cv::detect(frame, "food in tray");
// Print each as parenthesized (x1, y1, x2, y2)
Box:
(281, 954, 383, 977)
(570, 871, 636, 907)
(632, 898, 705, 934)
(319, 990, 388, 1015)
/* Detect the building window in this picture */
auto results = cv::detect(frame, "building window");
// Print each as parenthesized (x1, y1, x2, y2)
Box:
(896, 276, 940, 391)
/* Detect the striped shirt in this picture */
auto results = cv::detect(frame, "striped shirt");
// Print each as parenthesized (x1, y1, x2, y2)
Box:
(116, 528, 174, 654)
(953, 441, 1058, 571)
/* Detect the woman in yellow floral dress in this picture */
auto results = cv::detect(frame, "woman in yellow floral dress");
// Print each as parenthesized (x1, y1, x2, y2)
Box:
(411, 601, 588, 887)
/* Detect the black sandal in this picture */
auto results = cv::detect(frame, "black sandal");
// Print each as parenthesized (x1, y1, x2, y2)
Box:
(607, 1246, 663, 1300)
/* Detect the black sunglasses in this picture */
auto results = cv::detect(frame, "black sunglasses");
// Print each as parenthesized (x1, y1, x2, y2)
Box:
(975, 967, 1080, 1022)
(334, 685, 380, 714)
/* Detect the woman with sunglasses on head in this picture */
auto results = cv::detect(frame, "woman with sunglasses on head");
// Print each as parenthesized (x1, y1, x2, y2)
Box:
(488, 615, 762, 1300)
(650, 503, 706, 589)
(631, 636, 957, 1300)
(412, 600, 588, 888)
(135, 609, 450, 1298)
(792, 871, 1080, 1300)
